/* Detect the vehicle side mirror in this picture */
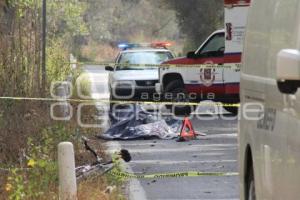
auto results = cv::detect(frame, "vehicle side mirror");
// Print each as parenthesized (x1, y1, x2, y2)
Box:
(105, 66, 114, 71)
(276, 49, 300, 94)
(187, 51, 196, 59)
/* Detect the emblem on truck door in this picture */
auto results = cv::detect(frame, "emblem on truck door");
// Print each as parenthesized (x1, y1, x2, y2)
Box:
(226, 23, 232, 40)
(200, 68, 216, 87)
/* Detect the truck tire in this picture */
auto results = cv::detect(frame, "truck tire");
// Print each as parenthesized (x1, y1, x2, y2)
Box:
(246, 164, 256, 200)
(223, 106, 238, 115)
(164, 80, 192, 116)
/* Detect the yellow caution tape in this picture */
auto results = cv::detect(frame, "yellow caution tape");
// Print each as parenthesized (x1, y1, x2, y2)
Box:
(69, 62, 241, 69)
(0, 96, 240, 107)
(110, 152, 238, 180)
(109, 170, 238, 179)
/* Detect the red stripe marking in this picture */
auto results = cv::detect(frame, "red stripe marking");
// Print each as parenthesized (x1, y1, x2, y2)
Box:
(186, 84, 224, 95)
(224, 0, 251, 5)
(224, 54, 241, 63)
(185, 83, 239, 95)
(225, 83, 239, 94)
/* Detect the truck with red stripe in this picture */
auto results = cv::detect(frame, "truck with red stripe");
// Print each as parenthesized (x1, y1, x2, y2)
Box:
(155, 0, 251, 115)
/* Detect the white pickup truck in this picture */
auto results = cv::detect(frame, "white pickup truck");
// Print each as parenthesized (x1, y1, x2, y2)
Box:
(155, 0, 251, 115)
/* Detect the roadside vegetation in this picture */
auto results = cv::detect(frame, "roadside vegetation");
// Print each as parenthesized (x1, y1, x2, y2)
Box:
(0, 0, 223, 199)
(0, 1, 118, 199)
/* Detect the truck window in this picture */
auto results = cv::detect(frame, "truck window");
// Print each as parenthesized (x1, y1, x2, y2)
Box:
(116, 51, 173, 70)
(198, 33, 225, 55)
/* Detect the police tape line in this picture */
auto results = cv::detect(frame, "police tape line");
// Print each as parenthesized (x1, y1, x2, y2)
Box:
(0, 165, 238, 178)
(108, 170, 238, 179)
(110, 153, 238, 180)
(70, 62, 241, 69)
(0, 96, 240, 107)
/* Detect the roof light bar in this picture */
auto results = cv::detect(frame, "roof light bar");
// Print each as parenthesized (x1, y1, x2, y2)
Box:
(117, 42, 172, 50)
(151, 42, 172, 48)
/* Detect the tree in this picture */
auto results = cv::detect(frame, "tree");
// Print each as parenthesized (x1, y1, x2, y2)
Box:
(0, 0, 88, 96)
(85, 0, 180, 44)
(161, 0, 224, 52)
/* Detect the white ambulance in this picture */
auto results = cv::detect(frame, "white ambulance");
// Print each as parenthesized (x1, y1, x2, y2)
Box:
(240, 0, 300, 199)
(155, 0, 251, 115)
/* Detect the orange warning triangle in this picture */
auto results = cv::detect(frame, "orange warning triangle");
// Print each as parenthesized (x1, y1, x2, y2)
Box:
(179, 117, 196, 139)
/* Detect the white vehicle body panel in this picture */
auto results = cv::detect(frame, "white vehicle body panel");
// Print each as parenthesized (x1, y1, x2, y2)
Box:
(111, 70, 158, 82)
(157, 1, 250, 104)
(108, 48, 173, 99)
(240, 0, 300, 199)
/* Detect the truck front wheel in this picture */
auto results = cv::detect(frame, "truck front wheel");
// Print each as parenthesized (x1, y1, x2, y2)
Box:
(223, 106, 238, 115)
(164, 80, 192, 116)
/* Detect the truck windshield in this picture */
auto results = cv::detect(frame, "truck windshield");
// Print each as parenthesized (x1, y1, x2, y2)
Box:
(116, 51, 173, 70)
(199, 33, 225, 55)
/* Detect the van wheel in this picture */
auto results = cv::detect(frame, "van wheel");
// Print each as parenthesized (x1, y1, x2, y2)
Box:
(277, 81, 298, 94)
(246, 165, 256, 200)
(164, 80, 192, 116)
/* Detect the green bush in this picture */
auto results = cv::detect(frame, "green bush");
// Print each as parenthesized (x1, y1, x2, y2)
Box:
(6, 124, 76, 200)
(47, 39, 73, 84)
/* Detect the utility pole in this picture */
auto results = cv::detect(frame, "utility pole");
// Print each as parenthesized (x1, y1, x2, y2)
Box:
(41, 0, 46, 96)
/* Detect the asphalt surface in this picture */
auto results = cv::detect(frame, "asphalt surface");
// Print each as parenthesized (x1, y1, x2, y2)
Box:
(84, 65, 240, 200)
(108, 117, 239, 200)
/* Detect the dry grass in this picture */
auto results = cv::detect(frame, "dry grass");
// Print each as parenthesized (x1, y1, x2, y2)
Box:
(77, 177, 115, 200)
(0, 101, 51, 199)
(0, 99, 125, 200)
(0, 101, 50, 164)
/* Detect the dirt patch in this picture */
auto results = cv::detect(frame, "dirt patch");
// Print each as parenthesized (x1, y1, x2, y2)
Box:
(0, 100, 120, 199)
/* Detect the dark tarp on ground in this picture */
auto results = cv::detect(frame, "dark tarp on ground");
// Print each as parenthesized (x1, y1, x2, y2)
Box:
(97, 104, 181, 140)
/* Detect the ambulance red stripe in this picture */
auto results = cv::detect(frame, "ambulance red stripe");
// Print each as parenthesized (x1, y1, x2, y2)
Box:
(185, 83, 239, 95)
(224, 0, 251, 5)
(224, 53, 242, 63)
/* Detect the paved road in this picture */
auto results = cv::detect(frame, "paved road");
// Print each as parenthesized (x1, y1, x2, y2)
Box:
(83, 65, 240, 200)
(108, 117, 239, 200)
